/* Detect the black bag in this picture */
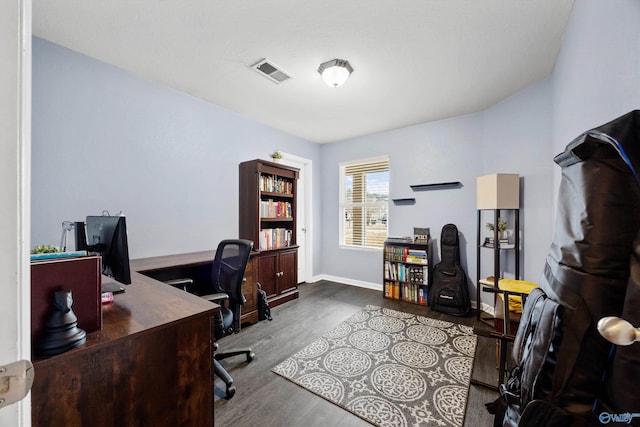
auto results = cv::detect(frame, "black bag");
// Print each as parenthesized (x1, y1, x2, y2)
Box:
(257, 283, 272, 321)
(492, 111, 640, 426)
(493, 287, 566, 426)
(429, 224, 471, 316)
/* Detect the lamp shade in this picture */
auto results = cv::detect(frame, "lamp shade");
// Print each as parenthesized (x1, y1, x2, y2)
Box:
(477, 173, 520, 209)
(318, 59, 353, 88)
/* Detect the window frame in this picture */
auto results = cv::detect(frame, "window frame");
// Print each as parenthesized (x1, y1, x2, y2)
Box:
(339, 155, 390, 250)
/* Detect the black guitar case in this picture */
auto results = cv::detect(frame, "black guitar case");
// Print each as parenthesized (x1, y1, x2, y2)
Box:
(429, 224, 471, 316)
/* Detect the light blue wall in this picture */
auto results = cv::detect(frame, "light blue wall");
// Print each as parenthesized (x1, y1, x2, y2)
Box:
(31, 38, 322, 264)
(482, 78, 554, 284)
(545, 0, 640, 296)
(552, 0, 640, 191)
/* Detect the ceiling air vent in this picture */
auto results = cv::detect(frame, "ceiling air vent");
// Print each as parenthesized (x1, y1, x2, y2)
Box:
(251, 59, 293, 84)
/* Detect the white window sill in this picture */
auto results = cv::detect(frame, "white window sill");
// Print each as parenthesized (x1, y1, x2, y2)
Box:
(339, 244, 383, 252)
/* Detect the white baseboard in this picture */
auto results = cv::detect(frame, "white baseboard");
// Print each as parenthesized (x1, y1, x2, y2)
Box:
(477, 302, 495, 317)
(310, 274, 382, 291)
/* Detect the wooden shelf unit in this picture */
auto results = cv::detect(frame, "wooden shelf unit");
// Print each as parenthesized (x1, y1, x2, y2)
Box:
(240, 159, 300, 308)
(383, 239, 430, 305)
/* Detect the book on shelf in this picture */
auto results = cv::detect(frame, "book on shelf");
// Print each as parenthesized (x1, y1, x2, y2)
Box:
(384, 281, 427, 305)
(384, 261, 428, 284)
(484, 237, 508, 243)
(479, 277, 495, 286)
(384, 245, 408, 262)
(385, 236, 413, 244)
(405, 250, 428, 264)
(483, 237, 514, 249)
(259, 228, 293, 250)
(260, 174, 293, 194)
(384, 246, 428, 264)
(30, 250, 88, 261)
(260, 199, 293, 218)
(407, 249, 427, 256)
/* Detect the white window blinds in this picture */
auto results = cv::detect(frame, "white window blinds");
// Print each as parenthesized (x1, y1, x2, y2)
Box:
(340, 157, 389, 248)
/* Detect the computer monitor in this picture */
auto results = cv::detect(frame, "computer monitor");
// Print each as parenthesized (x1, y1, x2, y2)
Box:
(82, 215, 132, 285)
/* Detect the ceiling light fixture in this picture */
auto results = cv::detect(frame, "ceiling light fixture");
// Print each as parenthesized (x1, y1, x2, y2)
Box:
(318, 59, 353, 88)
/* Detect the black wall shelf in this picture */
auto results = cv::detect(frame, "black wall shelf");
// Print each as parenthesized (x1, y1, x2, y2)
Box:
(410, 181, 462, 191)
(392, 198, 416, 205)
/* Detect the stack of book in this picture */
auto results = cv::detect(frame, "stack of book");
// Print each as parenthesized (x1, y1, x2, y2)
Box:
(260, 199, 293, 218)
(259, 228, 293, 250)
(405, 248, 428, 264)
(383, 245, 408, 262)
(383, 246, 428, 264)
(260, 174, 293, 194)
(384, 262, 429, 284)
(483, 237, 514, 249)
(30, 250, 87, 261)
(384, 281, 427, 304)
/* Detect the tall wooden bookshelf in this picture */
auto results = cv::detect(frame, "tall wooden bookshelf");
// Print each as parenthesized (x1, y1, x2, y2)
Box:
(239, 159, 299, 308)
(383, 238, 430, 305)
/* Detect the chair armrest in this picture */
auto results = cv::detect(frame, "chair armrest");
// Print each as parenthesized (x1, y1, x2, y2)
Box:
(164, 278, 194, 292)
(201, 292, 229, 303)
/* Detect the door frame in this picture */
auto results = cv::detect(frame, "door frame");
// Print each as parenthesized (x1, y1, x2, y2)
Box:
(280, 153, 312, 283)
(1, 0, 32, 425)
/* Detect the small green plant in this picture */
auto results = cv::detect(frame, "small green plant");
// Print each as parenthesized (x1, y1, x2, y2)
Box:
(269, 150, 283, 160)
(31, 245, 59, 254)
(485, 217, 508, 232)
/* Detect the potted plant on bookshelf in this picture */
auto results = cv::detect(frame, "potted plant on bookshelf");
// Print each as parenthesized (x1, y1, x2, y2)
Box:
(486, 217, 508, 240)
(269, 150, 283, 163)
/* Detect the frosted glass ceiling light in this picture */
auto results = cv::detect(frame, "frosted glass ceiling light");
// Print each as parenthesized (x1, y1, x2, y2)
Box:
(318, 59, 353, 88)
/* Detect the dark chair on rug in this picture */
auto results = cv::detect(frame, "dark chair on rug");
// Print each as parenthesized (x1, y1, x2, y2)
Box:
(165, 238, 255, 399)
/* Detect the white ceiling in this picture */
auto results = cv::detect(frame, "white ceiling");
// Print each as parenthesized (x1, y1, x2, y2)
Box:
(33, 0, 574, 144)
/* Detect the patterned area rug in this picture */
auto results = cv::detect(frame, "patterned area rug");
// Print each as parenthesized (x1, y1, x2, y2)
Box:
(272, 305, 477, 427)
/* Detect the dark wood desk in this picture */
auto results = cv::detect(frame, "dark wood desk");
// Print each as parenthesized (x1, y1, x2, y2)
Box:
(131, 250, 216, 272)
(132, 248, 300, 320)
(31, 267, 219, 427)
(133, 250, 259, 325)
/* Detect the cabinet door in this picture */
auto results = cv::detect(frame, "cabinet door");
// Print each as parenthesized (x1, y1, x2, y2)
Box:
(278, 249, 298, 294)
(257, 253, 278, 299)
(241, 257, 258, 319)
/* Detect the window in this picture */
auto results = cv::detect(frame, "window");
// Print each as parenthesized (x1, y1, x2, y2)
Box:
(340, 156, 389, 248)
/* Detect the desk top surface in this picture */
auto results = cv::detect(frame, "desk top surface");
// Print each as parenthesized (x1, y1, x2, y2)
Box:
(130, 247, 297, 272)
(131, 250, 216, 271)
(34, 252, 219, 366)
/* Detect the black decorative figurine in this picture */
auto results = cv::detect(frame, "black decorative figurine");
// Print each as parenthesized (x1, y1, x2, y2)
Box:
(35, 289, 87, 356)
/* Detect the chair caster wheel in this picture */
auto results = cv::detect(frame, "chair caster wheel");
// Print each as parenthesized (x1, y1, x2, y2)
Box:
(247, 351, 255, 363)
(225, 385, 236, 399)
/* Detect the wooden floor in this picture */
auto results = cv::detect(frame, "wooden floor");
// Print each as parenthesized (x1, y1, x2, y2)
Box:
(214, 280, 500, 426)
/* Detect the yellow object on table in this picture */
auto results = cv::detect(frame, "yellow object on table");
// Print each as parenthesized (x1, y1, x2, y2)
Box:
(497, 279, 537, 313)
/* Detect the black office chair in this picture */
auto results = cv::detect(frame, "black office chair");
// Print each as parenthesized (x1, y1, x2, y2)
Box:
(165, 239, 255, 399)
